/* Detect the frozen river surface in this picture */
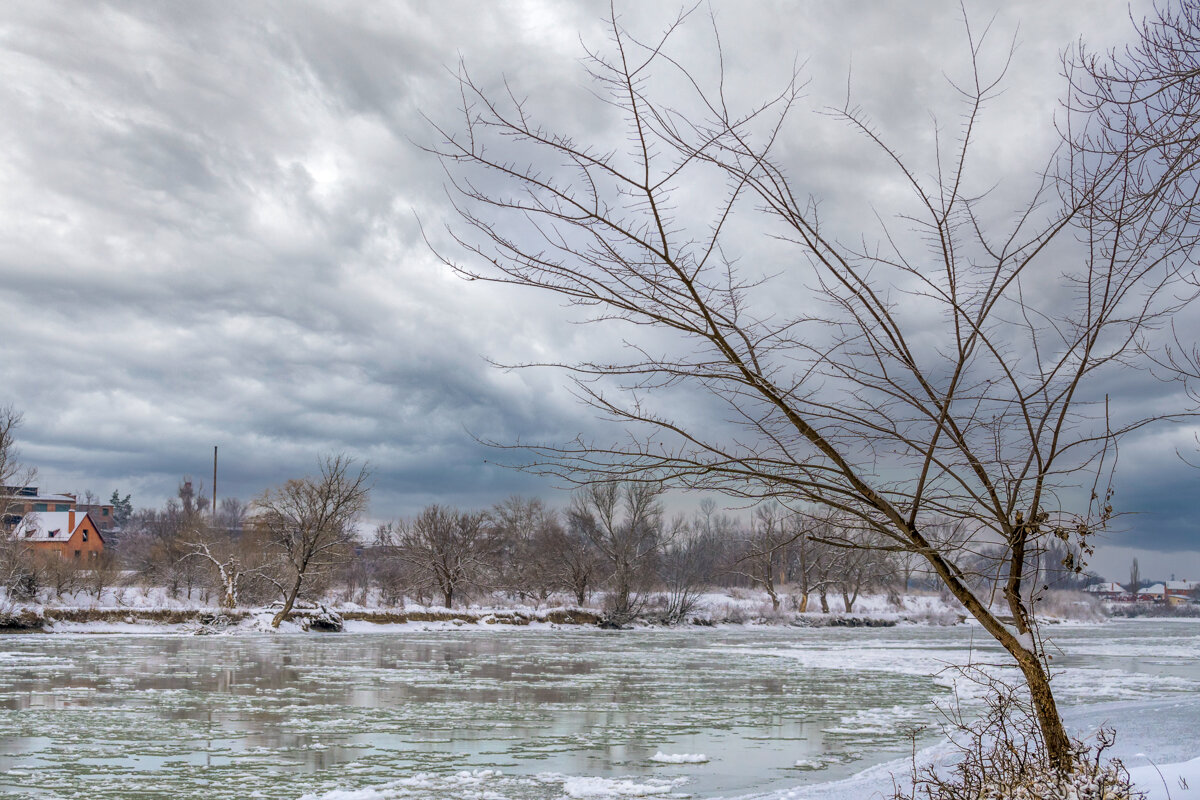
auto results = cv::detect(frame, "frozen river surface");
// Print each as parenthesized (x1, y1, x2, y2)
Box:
(1, 620, 1198, 799)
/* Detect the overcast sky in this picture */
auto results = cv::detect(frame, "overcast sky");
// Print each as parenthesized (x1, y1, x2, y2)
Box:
(1, 0, 1194, 579)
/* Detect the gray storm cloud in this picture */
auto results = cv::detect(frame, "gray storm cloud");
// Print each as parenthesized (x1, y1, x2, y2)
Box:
(1, 0, 1194, 577)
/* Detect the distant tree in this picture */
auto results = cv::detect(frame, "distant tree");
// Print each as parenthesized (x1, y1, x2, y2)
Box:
(0, 407, 37, 597)
(369, 522, 416, 606)
(214, 497, 248, 535)
(546, 512, 600, 605)
(397, 505, 492, 609)
(180, 526, 272, 610)
(729, 503, 799, 611)
(490, 496, 561, 606)
(119, 480, 208, 599)
(1128, 557, 1141, 594)
(790, 510, 845, 613)
(83, 549, 122, 602)
(254, 454, 371, 627)
(0, 405, 36, 525)
(568, 482, 663, 624)
(109, 491, 133, 527)
(658, 512, 721, 622)
(36, 551, 79, 601)
(0, 537, 37, 601)
(834, 529, 893, 613)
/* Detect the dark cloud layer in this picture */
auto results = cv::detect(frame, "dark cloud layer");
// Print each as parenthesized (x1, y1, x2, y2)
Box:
(1, 1, 1195, 577)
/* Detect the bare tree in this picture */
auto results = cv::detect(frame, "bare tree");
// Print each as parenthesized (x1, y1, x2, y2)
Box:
(214, 497, 248, 536)
(0, 411, 38, 599)
(83, 549, 122, 603)
(657, 513, 719, 622)
(397, 504, 492, 609)
(370, 522, 416, 606)
(728, 503, 798, 611)
(429, 9, 1198, 772)
(1128, 557, 1141, 594)
(568, 482, 663, 624)
(490, 496, 561, 606)
(181, 535, 269, 609)
(793, 515, 843, 614)
(546, 511, 600, 605)
(834, 529, 893, 613)
(120, 480, 208, 599)
(0, 405, 36, 527)
(254, 454, 370, 627)
(37, 551, 79, 601)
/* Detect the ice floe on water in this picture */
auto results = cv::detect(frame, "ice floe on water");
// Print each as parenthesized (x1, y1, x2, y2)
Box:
(295, 771, 691, 800)
(649, 752, 709, 763)
(560, 775, 690, 797)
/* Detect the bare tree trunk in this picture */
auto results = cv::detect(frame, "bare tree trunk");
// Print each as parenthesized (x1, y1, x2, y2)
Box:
(1016, 648, 1073, 774)
(919, 536, 1073, 773)
(272, 573, 304, 628)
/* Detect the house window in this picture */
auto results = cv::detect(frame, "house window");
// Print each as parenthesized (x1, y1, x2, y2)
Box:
(47, 529, 58, 538)
(33, 503, 47, 512)
(82, 530, 89, 542)
(102, 508, 109, 516)
(54, 504, 69, 512)
(74, 550, 81, 558)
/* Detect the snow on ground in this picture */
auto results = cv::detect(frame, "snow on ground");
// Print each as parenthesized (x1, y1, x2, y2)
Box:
(1129, 757, 1200, 800)
(5, 582, 1121, 637)
(2, 586, 986, 634)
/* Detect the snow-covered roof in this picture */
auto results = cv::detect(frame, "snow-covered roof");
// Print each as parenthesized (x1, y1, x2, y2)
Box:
(1164, 580, 1199, 592)
(10, 512, 94, 543)
(1139, 583, 1166, 596)
(1084, 582, 1125, 593)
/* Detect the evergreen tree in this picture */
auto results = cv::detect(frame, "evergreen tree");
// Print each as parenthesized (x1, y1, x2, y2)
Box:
(110, 491, 133, 526)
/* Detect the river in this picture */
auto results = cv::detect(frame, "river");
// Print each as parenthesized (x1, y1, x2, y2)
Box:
(1, 620, 1197, 799)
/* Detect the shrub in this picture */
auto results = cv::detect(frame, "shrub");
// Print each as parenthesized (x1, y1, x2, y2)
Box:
(894, 672, 1142, 800)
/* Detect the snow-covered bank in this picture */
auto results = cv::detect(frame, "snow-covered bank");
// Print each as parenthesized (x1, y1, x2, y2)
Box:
(769, 694, 1200, 800)
(2, 587, 1114, 635)
(0, 603, 605, 634)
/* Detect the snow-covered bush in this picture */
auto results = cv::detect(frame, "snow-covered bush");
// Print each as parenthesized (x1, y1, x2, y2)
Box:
(894, 674, 1141, 800)
(1034, 590, 1108, 623)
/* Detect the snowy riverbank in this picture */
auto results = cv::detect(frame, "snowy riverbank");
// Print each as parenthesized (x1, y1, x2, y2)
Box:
(1, 586, 1115, 634)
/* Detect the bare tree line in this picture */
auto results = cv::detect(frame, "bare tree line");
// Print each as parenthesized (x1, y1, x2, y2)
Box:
(6, 471, 1094, 629)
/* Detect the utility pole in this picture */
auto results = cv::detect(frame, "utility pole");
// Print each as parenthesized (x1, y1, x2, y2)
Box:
(212, 445, 218, 518)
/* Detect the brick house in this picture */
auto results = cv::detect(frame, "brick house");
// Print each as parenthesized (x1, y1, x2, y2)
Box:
(2, 486, 77, 527)
(10, 510, 105, 559)
(2, 486, 116, 531)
